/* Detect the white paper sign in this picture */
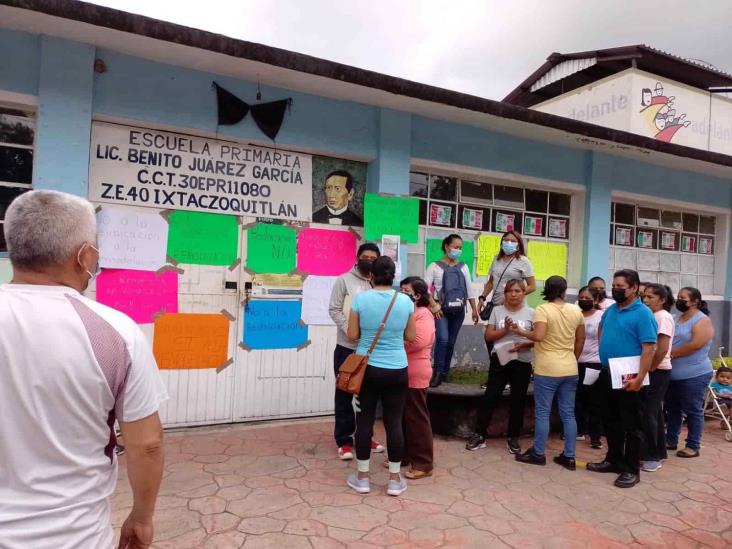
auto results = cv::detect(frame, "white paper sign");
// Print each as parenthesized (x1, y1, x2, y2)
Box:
(89, 122, 312, 221)
(494, 340, 518, 366)
(608, 355, 650, 389)
(97, 206, 168, 271)
(301, 275, 337, 325)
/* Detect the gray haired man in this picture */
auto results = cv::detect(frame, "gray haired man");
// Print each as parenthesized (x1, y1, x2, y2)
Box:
(0, 191, 168, 548)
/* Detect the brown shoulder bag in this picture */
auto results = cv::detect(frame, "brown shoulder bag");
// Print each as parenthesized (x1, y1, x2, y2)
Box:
(336, 291, 400, 395)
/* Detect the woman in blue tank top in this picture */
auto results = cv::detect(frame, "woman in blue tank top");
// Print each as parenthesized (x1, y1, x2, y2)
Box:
(666, 287, 714, 458)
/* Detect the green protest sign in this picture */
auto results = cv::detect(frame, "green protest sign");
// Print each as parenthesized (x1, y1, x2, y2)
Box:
(364, 193, 419, 243)
(246, 223, 297, 274)
(167, 211, 239, 266)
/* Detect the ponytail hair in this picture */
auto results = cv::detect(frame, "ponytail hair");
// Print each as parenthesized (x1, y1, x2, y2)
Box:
(681, 286, 710, 316)
(646, 283, 674, 312)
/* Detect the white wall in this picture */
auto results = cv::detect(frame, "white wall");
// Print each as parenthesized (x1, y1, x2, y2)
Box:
(533, 69, 732, 156)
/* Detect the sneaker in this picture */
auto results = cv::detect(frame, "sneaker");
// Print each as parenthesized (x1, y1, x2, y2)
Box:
(515, 448, 546, 466)
(346, 472, 370, 494)
(576, 435, 586, 441)
(386, 475, 408, 496)
(590, 439, 603, 450)
(641, 460, 662, 472)
(553, 453, 576, 471)
(371, 440, 385, 453)
(338, 446, 354, 460)
(465, 433, 486, 451)
(506, 438, 521, 455)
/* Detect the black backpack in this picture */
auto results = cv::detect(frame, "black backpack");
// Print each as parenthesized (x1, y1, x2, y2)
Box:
(436, 261, 468, 314)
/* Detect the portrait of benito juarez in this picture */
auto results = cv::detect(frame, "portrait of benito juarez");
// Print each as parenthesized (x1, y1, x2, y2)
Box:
(311, 156, 366, 227)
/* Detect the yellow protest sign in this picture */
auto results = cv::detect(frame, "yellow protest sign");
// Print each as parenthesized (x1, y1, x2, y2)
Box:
(527, 241, 567, 281)
(476, 235, 501, 276)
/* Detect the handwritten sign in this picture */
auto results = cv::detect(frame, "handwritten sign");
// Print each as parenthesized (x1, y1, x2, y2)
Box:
(527, 241, 567, 281)
(97, 207, 168, 271)
(243, 300, 308, 349)
(364, 194, 419, 243)
(153, 313, 230, 369)
(301, 275, 337, 325)
(477, 235, 501, 276)
(96, 269, 178, 324)
(297, 228, 356, 276)
(167, 210, 239, 265)
(246, 223, 297, 274)
(425, 238, 474, 276)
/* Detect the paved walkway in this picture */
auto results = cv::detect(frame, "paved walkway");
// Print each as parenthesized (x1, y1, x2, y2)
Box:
(113, 418, 732, 548)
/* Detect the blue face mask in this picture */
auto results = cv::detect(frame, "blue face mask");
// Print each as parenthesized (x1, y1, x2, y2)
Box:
(447, 249, 462, 260)
(501, 241, 518, 255)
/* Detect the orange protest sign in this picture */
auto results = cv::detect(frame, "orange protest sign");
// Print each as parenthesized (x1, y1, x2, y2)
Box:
(153, 313, 230, 369)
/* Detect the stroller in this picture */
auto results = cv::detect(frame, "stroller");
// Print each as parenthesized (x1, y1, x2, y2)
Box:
(703, 347, 732, 442)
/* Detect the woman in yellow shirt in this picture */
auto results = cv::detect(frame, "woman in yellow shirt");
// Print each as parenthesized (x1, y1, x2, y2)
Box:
(509, 276, 585, 470)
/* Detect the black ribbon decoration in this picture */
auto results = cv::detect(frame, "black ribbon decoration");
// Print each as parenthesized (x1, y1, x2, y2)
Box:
(212, 82, 292, 141)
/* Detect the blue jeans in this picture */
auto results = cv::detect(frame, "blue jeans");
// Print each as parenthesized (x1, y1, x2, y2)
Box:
(533, 375, 578, 458)
(433, 310, 465, 377)
(665, 371, 713, 451)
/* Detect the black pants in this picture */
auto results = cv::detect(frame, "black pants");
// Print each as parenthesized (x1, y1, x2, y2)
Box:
(333, 344, 356, 448)
(475, 355, 532, 438)
(403, 388, 433, 472)
(642, 369, 671, 461)
(596, 368, 645, 476)
(354, 366, 408, 462)
(576, 363, 603, 441)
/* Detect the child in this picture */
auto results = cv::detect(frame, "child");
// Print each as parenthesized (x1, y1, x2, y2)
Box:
(711, 366, 732, 423)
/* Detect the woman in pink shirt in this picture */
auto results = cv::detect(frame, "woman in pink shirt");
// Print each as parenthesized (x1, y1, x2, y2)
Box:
(400, 277, 436, 479)
(641, 283, 675, 472)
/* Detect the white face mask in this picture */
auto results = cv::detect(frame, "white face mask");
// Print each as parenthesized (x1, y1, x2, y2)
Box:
(77, 243, 101, 280)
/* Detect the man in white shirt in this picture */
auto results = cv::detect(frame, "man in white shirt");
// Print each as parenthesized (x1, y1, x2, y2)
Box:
(0, 190, 168, 548)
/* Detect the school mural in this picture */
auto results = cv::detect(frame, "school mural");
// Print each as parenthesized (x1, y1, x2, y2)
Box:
(639, 81, 691, 143)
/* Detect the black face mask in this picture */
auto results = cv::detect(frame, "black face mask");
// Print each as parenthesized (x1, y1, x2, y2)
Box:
(590, 288, 606, 299)
(357, 259, 372, 275)
(577, 299, 595, 311)
(676, 300, 690, 313)
(611, 288, 628, 303)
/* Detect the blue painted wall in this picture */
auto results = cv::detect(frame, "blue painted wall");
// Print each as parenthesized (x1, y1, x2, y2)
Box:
(92, 50, 379, 161)
(367, 109, 411, 194)
(34, 37, 95, 196)
(0, 30, 40, 96)
(411, 116, 589, 186)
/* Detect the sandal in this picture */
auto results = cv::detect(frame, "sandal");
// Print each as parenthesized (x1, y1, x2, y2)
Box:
(676, 447, 700, 458)
(404, 469, 432, 480)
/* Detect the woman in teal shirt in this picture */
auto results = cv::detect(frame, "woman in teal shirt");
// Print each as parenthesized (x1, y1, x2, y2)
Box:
(346, 256, 416, 497)
(666, 287, 715, 458)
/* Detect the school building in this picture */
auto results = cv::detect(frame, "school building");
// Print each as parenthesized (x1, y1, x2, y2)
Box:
(1, 2, 730, 428)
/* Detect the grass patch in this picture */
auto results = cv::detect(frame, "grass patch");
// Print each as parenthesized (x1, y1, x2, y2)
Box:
(447, 365, 487, 385)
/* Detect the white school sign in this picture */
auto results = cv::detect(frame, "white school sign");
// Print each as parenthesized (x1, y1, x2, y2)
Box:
(89, 122, 313, 220)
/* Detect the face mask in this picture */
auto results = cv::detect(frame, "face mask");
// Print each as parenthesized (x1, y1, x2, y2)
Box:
(78, 244, 100, 281)
(447, 249, 462, 260)
(590, 288, 605, 299)
(357, 259, 372, 275)
(577, 299, 594, 311)
(502, 241, 518, 255)
(675, 300, 689, 313)
(611, 288, 628, 303)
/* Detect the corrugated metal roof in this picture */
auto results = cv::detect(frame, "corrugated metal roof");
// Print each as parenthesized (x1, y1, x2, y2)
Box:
(530, 57, 597, 92)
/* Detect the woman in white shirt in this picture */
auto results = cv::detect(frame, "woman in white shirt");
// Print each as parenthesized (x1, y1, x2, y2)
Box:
(424, 234, 479, 387)
(640, 283, 675, 472)
(576, 286, 604, 449)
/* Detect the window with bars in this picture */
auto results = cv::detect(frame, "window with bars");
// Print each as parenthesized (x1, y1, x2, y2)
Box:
(0, 107, 34, 252)
(409, 172, 572, 239)
(609, 201, 720, 295)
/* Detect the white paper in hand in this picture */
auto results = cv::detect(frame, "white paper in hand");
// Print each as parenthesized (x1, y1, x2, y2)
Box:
(583, 367, 600, 386)
(494, 340, 518, 366)
(608, 356, 650, 389)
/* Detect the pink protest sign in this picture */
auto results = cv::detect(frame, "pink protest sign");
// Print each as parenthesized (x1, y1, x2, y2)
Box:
(297, 228, 357, 276)
(96, 269, 178, 324)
